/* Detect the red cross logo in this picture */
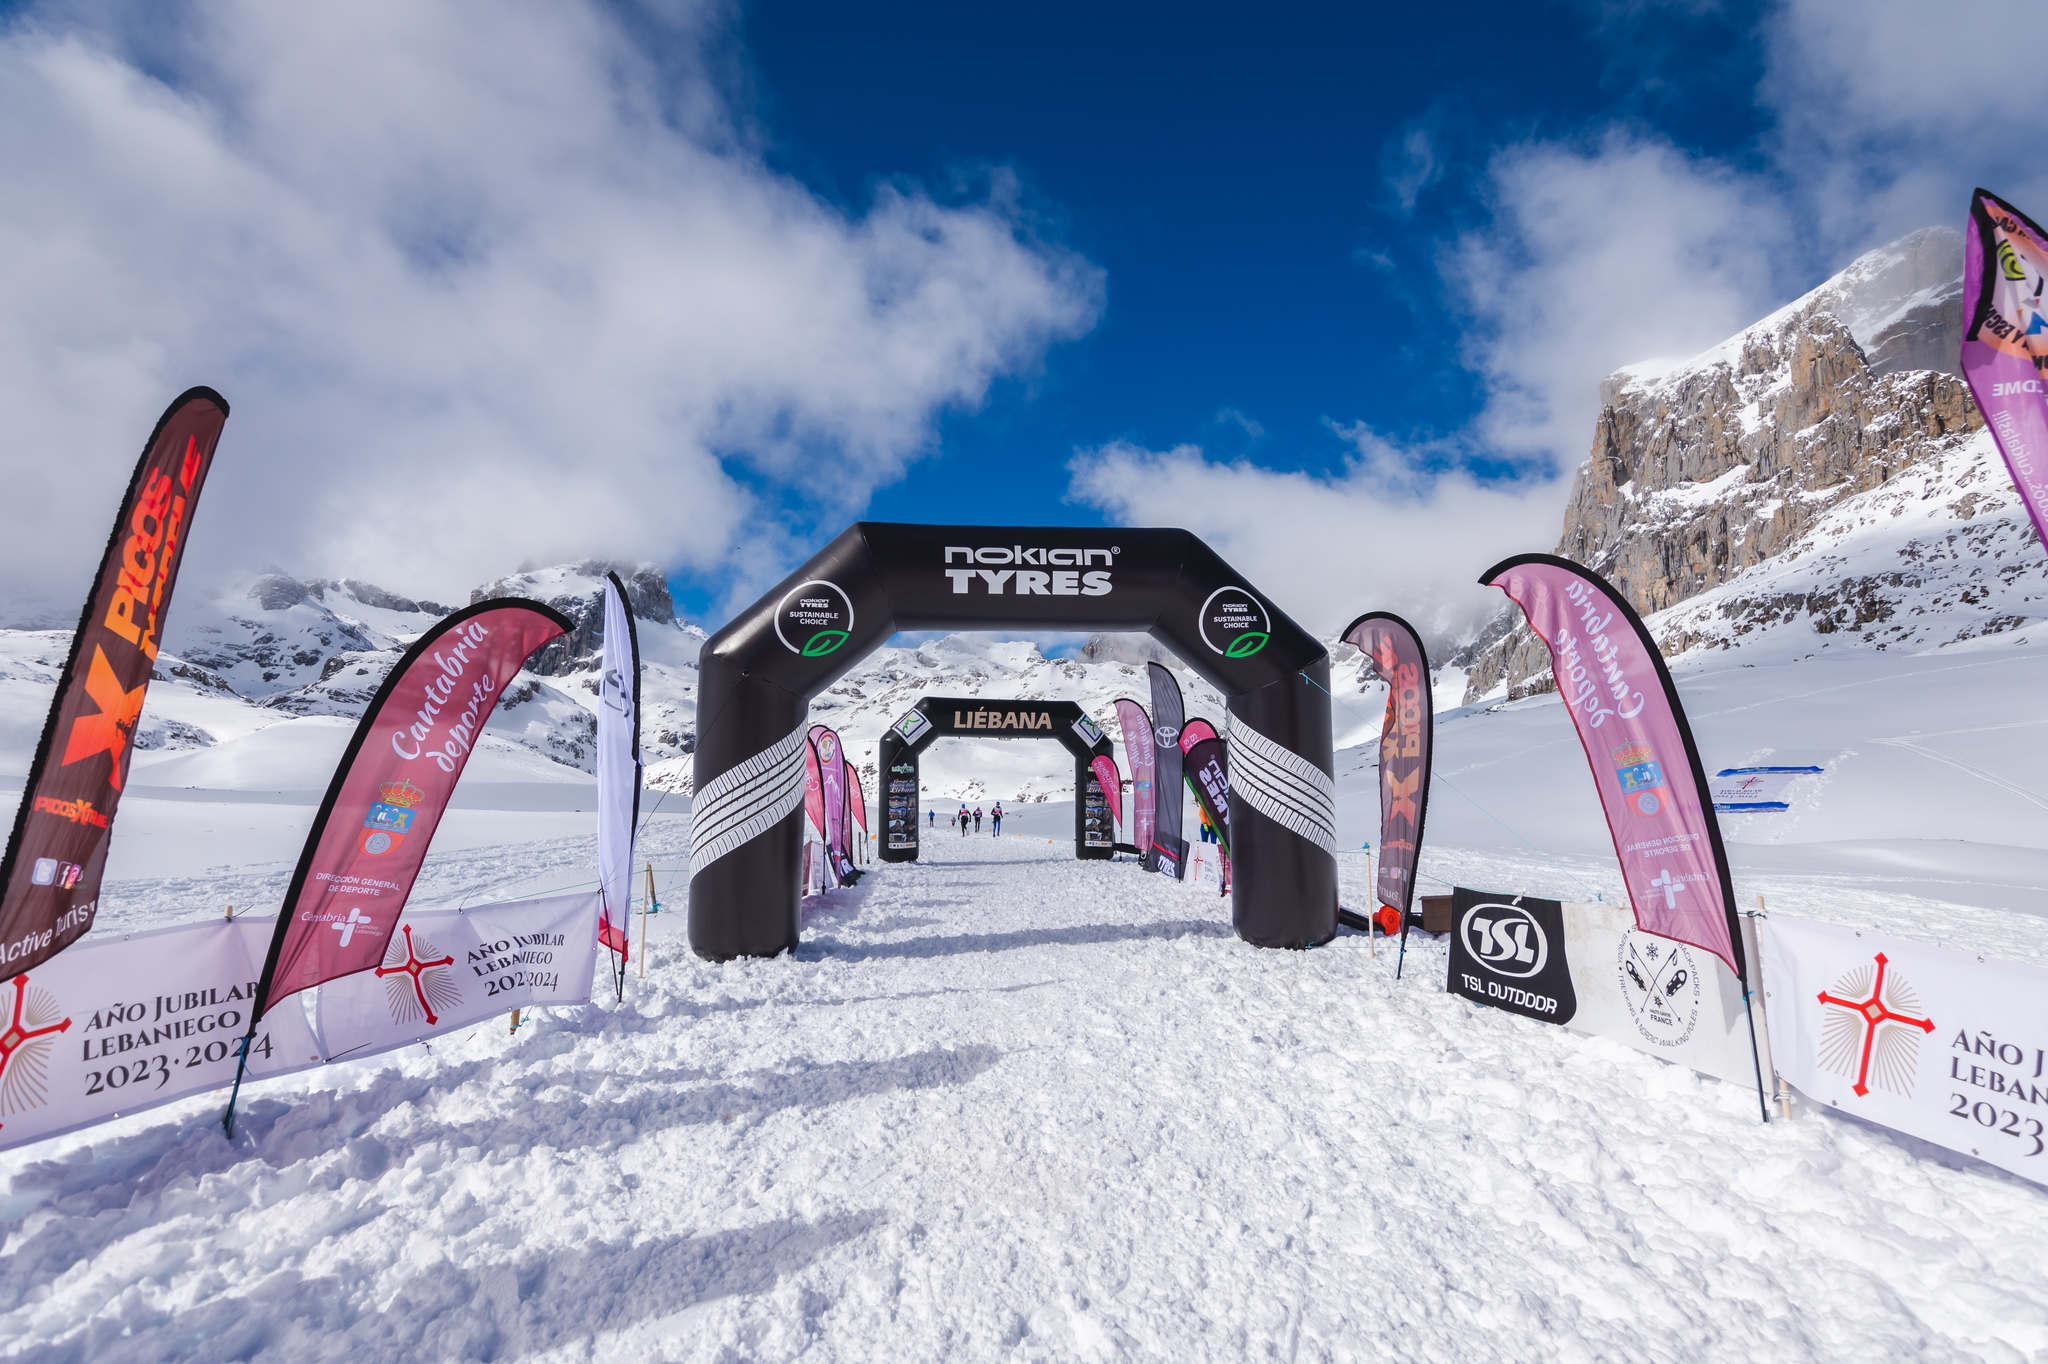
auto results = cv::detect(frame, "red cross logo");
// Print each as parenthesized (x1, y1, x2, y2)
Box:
(0, 972, 73, 1128)
(374, 924, 457, 1025)
(1817, 953, 1935, 1097)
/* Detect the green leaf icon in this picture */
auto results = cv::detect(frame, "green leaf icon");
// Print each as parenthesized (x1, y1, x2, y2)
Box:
(802, 630, 849, 657)
(1225, 632, 1269, 658)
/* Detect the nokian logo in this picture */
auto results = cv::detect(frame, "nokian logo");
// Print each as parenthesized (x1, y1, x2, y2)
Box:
(943, 545, 1115, 597)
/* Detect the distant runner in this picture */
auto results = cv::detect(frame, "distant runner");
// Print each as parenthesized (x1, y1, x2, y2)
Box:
(973, 807, 983, 833)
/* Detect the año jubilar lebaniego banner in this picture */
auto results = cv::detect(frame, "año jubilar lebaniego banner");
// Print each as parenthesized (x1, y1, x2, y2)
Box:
(0, 388, 229, 976)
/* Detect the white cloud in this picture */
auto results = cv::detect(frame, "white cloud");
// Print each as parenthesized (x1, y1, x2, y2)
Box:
(1452, 130, 1795, 470)
(0, 0, 1101, 615)
(1762, 0, 2048, 249)
(1067, 434, 1565, 650)
(1086, 0, 2039, 653)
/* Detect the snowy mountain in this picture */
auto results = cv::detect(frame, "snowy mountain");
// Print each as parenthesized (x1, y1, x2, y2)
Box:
(1461, 226, 2048, 702)
(1, 567, 1369, 809)
(0, 566, 706, 801)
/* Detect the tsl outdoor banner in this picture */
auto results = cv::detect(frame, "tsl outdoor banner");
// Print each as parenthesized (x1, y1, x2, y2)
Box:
(1447, 888, 1759, 1087)
(1448, 886, 1577, 1024)
(1963, 188, 2048, 550)
(253, 599, 571, 1018)
(597, 573, 641, 967)
(1341, 612, 1433, 917)
(1762, 914, 2048, 1189)
(0, 916, 320, 1152)
(1481, 555, 1743, 976)
(0, 389, 230, 976)
(312, 892, 599, 1063)
(1114, 698, 1155, 858)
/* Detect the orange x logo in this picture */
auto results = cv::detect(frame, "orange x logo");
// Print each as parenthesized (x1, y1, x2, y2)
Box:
(61, 647, 145, 789)
(1387, 768, 1420, 825)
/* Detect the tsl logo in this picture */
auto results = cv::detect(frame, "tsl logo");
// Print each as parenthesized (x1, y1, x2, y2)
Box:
(1460, 902, 1548, 979)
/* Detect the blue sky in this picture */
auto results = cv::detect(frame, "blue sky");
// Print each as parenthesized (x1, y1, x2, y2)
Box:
(0, 1, 2036, 641)
(741, 0, 1769, 515)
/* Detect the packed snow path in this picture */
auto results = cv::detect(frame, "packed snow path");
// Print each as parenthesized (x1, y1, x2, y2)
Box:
(3, 828, 2046, 1361)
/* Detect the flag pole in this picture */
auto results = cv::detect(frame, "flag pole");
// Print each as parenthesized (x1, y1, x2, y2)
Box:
(1366, 846, 1376, 959)
(1754, 893, 1789, 1121)
(1736, 895, 1771, 1125)
(221, 1036, 252, 1138)
(639, 861, 654, 979)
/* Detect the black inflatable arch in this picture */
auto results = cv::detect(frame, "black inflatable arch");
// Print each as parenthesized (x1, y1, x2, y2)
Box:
(688, 523, 1337, 960)
(876, 696, 1115, 863)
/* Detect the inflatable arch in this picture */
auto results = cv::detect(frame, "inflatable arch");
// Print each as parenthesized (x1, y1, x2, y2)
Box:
(688, 523, 1337, 960)
(876, 697, 1116, 863)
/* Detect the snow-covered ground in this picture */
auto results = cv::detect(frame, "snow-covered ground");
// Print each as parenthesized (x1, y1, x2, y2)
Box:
(3, 818, 2044, 1361)
(6, 624, 2048, 1358)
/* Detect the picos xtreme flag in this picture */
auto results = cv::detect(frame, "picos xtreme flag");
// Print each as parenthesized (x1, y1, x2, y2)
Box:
(0, 389, 229, 977)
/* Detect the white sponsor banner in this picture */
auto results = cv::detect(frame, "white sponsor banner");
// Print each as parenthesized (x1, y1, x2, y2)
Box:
(313, 892, 599, 1064)
(1709, 766, 1820, 811)
(0, 917, 323, 1152)
(597, 577, 640, 966)
(1762, 914, 2048, 1188)
(1560, 900, 1758, 1087)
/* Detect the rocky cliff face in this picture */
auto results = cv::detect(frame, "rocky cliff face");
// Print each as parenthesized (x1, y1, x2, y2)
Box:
(1461, 226, 2018, 702)
(471, 561, 681, 678)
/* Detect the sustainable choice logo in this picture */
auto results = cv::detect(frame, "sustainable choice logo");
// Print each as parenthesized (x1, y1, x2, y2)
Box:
(774, 580, 854, 657)
(1199, 586, 1271, 658)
